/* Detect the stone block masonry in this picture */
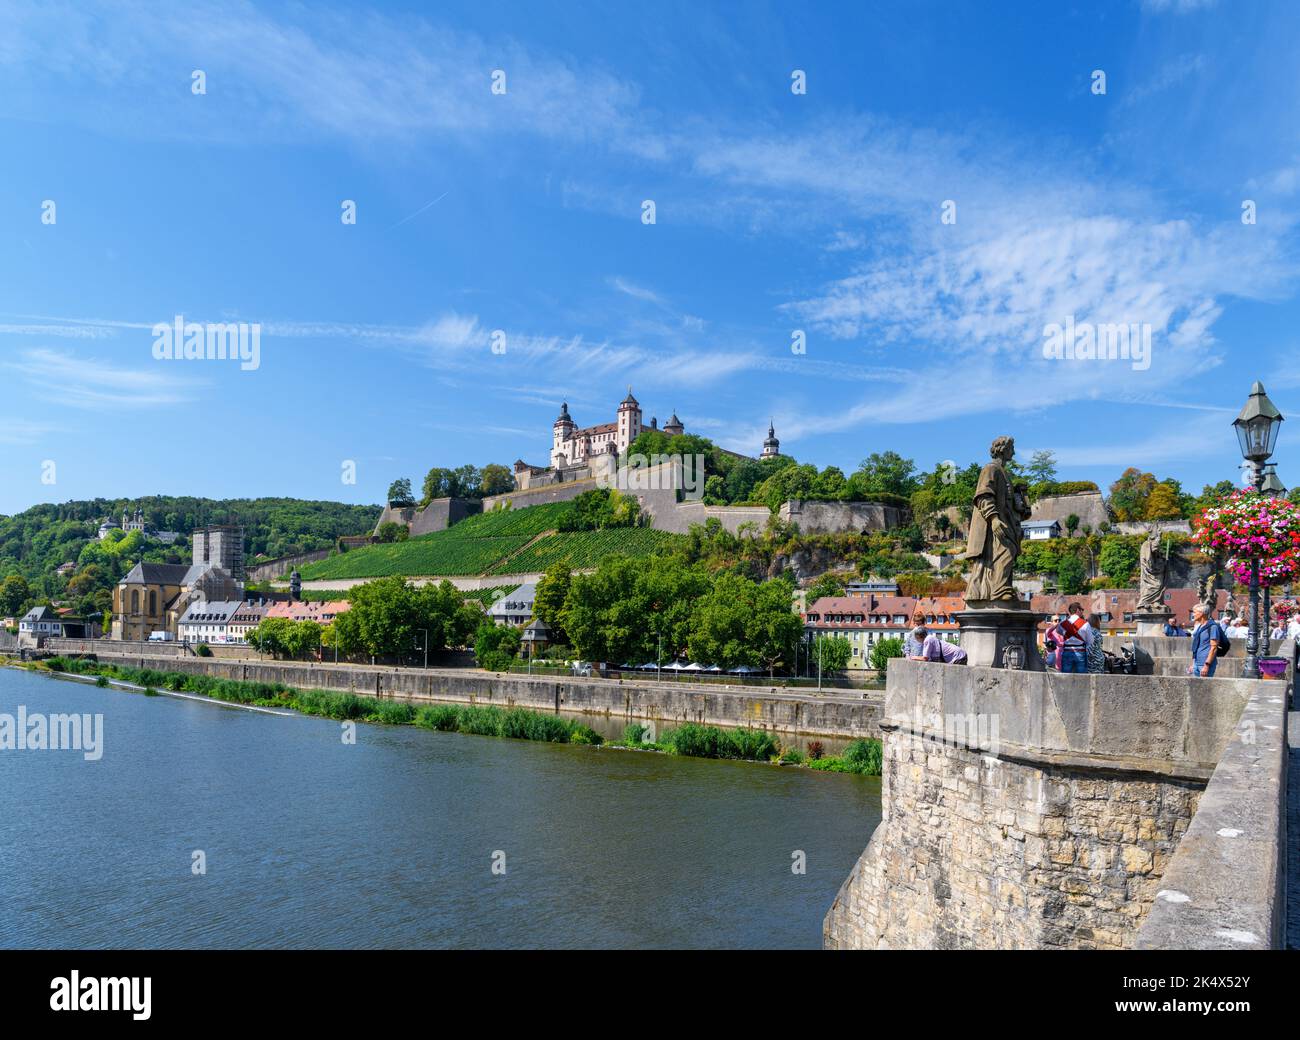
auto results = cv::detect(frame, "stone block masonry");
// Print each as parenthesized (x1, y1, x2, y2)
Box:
(824, 659, 1269, 949)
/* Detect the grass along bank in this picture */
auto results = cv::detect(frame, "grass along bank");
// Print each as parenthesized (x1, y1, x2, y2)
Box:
(18, 656, 881, 774)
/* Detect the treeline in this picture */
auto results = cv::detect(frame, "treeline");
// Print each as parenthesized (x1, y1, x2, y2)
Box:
(529, 556, 804, 672)
(385, 464, 515, 508)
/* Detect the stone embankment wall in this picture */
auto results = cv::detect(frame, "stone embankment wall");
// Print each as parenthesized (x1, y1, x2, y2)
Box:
(824, 659, 1269, 949)
(41, 640, 883, 739)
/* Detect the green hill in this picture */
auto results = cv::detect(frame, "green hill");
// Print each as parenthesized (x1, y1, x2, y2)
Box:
(0, 496, 382, 619)
(298, 502, 685, 581)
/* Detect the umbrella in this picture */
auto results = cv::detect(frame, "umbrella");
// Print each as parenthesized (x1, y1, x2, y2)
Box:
(706, 665, 723, 673)
(683, 663, 704, 671)
(664, 660, 687, 671)
(640, 662, 658, 670)
(729, 665, 759, 674)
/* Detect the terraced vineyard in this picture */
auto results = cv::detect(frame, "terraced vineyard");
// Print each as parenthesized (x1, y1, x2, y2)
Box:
(449, 501, 576, 537)
(297, 501, 684, 581)
(487, 529, 684, 574)
(298, 534, 533, 579)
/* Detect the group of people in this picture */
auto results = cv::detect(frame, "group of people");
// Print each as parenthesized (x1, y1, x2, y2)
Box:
(903, 601, 1294, 679)
(1042, 603, 1107, 674)
(1043, 601, 1233, 677)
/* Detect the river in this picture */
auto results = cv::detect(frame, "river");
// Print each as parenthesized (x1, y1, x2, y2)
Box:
(0, 667, 881, 949)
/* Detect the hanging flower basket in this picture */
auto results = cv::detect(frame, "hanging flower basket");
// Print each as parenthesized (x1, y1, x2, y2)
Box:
(1191, 490, 1300, 586)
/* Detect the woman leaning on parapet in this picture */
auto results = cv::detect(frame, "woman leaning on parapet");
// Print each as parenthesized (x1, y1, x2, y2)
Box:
(906, 625, 968, 665)
(902, 609, 927, 658)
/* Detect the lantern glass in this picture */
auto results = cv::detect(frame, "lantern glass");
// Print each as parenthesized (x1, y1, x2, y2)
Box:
(1233, 383, 1284, 463)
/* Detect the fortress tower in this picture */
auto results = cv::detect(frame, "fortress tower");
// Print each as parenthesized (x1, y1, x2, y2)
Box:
(761, 420, 781, 459)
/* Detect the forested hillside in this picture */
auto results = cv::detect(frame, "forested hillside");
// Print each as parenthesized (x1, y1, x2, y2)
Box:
(0, 497, 381, 618)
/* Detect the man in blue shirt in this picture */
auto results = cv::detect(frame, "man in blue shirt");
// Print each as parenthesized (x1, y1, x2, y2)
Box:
(1189, 602, 1225, 677)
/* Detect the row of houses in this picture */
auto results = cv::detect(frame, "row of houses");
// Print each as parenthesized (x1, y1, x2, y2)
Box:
(802, 587, 1236, 672)
(176, 599, 352, 645)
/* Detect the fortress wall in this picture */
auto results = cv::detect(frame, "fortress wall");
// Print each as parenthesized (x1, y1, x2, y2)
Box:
(482, 478, 601, 511)
(409, 497, 480, 537)
(780, 499, 906, 535)
(246, 549, 332, 582)
(825, 660, 1265, 949)
(1029, 491, 1109, 533)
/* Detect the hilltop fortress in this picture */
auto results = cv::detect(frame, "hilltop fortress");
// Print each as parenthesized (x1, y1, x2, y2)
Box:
(376, 389, 905, 538)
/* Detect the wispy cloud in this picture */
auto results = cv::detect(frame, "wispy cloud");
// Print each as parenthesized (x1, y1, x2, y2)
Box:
(3, 348, 205, 409)
(607, 277, 666, 306)
(0, 418, 62, 446)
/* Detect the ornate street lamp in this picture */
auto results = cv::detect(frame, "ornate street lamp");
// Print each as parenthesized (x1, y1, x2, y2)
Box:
(1233, 381, 1284, 468)
(1232, 382, 1284, 676)
(1259, 464, 1287, 656)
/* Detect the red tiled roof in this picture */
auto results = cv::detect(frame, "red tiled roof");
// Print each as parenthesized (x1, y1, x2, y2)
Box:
(575, 423, 617, 437)
(266, 601, 351, 622)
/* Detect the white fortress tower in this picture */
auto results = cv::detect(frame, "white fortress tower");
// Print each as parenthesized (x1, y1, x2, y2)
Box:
(550, 388, 647, 469)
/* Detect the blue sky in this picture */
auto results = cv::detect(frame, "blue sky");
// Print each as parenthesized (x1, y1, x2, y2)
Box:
(2, 0, 1299, 516)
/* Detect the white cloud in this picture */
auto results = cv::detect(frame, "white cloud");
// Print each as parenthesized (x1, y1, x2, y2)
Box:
(608, 277, 666, 306)
(1141, 0, 1218, 13)
(0, 1, 650, 150)
(3, 347, 205, 409)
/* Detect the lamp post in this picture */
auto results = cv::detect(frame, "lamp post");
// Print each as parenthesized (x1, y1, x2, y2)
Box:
(1259, 464, 1287, 656)
(816, 632, 823, 692)
(1232, 382, 1285, 678)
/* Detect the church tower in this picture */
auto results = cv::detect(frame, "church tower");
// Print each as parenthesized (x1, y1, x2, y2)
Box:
(663, 411, 684, 437)
(551, 402, 576, 468)
(616, 387, 642, 453)
(761, 420, 780, 459)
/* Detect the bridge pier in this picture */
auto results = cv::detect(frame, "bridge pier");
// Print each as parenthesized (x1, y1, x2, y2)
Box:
(825, 658, 1285, 950)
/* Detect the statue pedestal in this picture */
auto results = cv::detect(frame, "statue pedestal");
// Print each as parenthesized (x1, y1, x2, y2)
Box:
(954, 601, 1047, 671)
(1133, 609, 1174, 637)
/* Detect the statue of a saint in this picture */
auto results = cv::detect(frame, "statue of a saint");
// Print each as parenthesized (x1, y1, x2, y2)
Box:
(1196, 573, 1216, 611)
(1137, 524, 1169, 612)
(961, 436, 1031, 603)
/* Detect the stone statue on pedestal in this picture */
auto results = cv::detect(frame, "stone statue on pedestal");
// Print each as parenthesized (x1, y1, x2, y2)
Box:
(1197, 573, 1216, 610)
(960, 436, 1032, 603)
(1136, 524, 1170, 613)
(953, 436, 1045, 671)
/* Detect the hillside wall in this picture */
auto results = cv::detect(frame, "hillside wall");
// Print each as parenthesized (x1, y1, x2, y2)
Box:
(781, 499, 907, 535)
(1029, 491, 1109, 534)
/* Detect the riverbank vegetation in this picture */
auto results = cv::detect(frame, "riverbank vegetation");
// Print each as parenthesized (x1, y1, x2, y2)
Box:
(22, 657, 881, 775)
